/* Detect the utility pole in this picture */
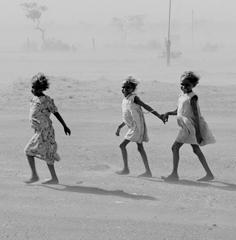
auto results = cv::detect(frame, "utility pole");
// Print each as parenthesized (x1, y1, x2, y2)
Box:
(92, 37, 96, 51)
(192, 10, 194, 47)
(166, 0, 172, 66)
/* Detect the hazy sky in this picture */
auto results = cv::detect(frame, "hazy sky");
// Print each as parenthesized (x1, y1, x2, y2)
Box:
(0, 0, 236, 27)
(0, 0, 236, 85)
(0, 0, 235, 49)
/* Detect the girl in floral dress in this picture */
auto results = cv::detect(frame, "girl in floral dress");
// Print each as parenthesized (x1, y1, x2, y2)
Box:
(162, 71, 215, 182)
(24, 73, 71, 184)
(116, 76, 166, 177)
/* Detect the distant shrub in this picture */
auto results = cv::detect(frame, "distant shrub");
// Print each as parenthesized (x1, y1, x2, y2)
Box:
(41, 39, 76, 52)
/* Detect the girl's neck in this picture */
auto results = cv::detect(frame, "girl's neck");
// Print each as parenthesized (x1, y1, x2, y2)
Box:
(35, 93, 45, 97)
(183, 90, 193, 94)
(127, 92, 135, 97)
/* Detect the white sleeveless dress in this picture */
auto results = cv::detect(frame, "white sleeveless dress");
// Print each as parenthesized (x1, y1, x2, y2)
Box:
(122, 94, 149, 143)
(176, 91, 216, 146)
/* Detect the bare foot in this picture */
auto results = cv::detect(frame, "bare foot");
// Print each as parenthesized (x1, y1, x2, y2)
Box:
(116, 168, 130, 175)
(42, 178, 59, 184)
(161, 174, 179, 182)
(138, 171, 152, 178)
(197, 174, 214, 182)
(24, 176, 39, 184)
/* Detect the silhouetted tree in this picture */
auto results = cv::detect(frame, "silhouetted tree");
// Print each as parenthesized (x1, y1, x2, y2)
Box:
(111, 17, 127, 42)
(126, 15, 146, 32)
(21, 2, 47, 43)
(111, 15, 146, 43)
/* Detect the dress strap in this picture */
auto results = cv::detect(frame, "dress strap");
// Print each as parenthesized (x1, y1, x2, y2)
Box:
(127, 93, 136, 102)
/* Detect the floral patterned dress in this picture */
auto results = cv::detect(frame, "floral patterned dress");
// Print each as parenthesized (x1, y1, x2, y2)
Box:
(24, 95, 60, 165)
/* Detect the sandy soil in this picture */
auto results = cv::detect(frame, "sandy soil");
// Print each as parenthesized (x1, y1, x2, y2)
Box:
(1, 52, 236, 239)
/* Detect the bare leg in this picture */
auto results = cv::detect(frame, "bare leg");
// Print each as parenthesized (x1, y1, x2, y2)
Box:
(116, 139, 130, 175)
(191, 144, 214, 181)
(137, 143, 152, 177)
(163, 141, 183, 181)
(24, 155, 39, 183)
(42, 164, 59, 184)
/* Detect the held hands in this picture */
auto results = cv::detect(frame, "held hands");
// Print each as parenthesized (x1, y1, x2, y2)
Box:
(64, 126, 71, 135)
(163, 113, 169, 122)
(159, 113, 169, 124)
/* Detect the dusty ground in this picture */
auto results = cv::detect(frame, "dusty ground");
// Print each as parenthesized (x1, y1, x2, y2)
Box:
(1, 51, 236, 239)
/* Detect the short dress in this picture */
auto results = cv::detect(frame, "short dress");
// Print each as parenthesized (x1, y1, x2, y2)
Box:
(24, 95, 60, 165)
(122, 94, 149, 143)
(176, 91, 216, 146)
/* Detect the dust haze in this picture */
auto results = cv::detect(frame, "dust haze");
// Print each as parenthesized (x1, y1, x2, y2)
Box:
(1, 2, 236, 239)
(0, 0, 236, 86)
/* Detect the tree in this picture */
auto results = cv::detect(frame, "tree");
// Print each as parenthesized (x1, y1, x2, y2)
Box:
(111, 17, 127, 42)
(126, 15, 146, 32)
(21, 1, 47, 43)
(111, 15, 146, 44)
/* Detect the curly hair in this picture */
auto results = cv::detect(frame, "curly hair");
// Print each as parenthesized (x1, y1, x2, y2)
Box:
(122, 76, 139, 91)
(181, 71, 200, 87)
(31, 73, 49, 91)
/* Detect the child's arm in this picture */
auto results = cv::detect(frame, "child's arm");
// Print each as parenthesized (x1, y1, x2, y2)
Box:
(165, 109, 177, 116)
(163, 109, 177, 122)
(134, 96, 166, 123)
(116, 122, 125, 136)
(53, 112, 71, 135)
(190, 96, 203, 144)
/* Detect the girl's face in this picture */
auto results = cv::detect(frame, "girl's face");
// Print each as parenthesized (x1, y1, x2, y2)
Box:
(180, 79, 193, 93)
(31, 85, 44, 96)
(122, 85, 134, 97)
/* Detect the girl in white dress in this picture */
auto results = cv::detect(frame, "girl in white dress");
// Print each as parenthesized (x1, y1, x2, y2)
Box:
(163, 71, 215, 182)
(116, 76, 166, 177)
(24, 73, 71, 184)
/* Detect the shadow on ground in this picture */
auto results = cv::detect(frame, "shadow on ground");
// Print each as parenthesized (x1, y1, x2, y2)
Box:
(41, 184, 157, 201)
(143, 177, 236, 192)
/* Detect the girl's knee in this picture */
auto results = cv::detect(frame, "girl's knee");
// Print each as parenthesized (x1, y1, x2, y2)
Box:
(172, 142, 182, 152)
(171, 144, 178, 152)
(120, 140, 130, 149)
(119, 143, 126, 149)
